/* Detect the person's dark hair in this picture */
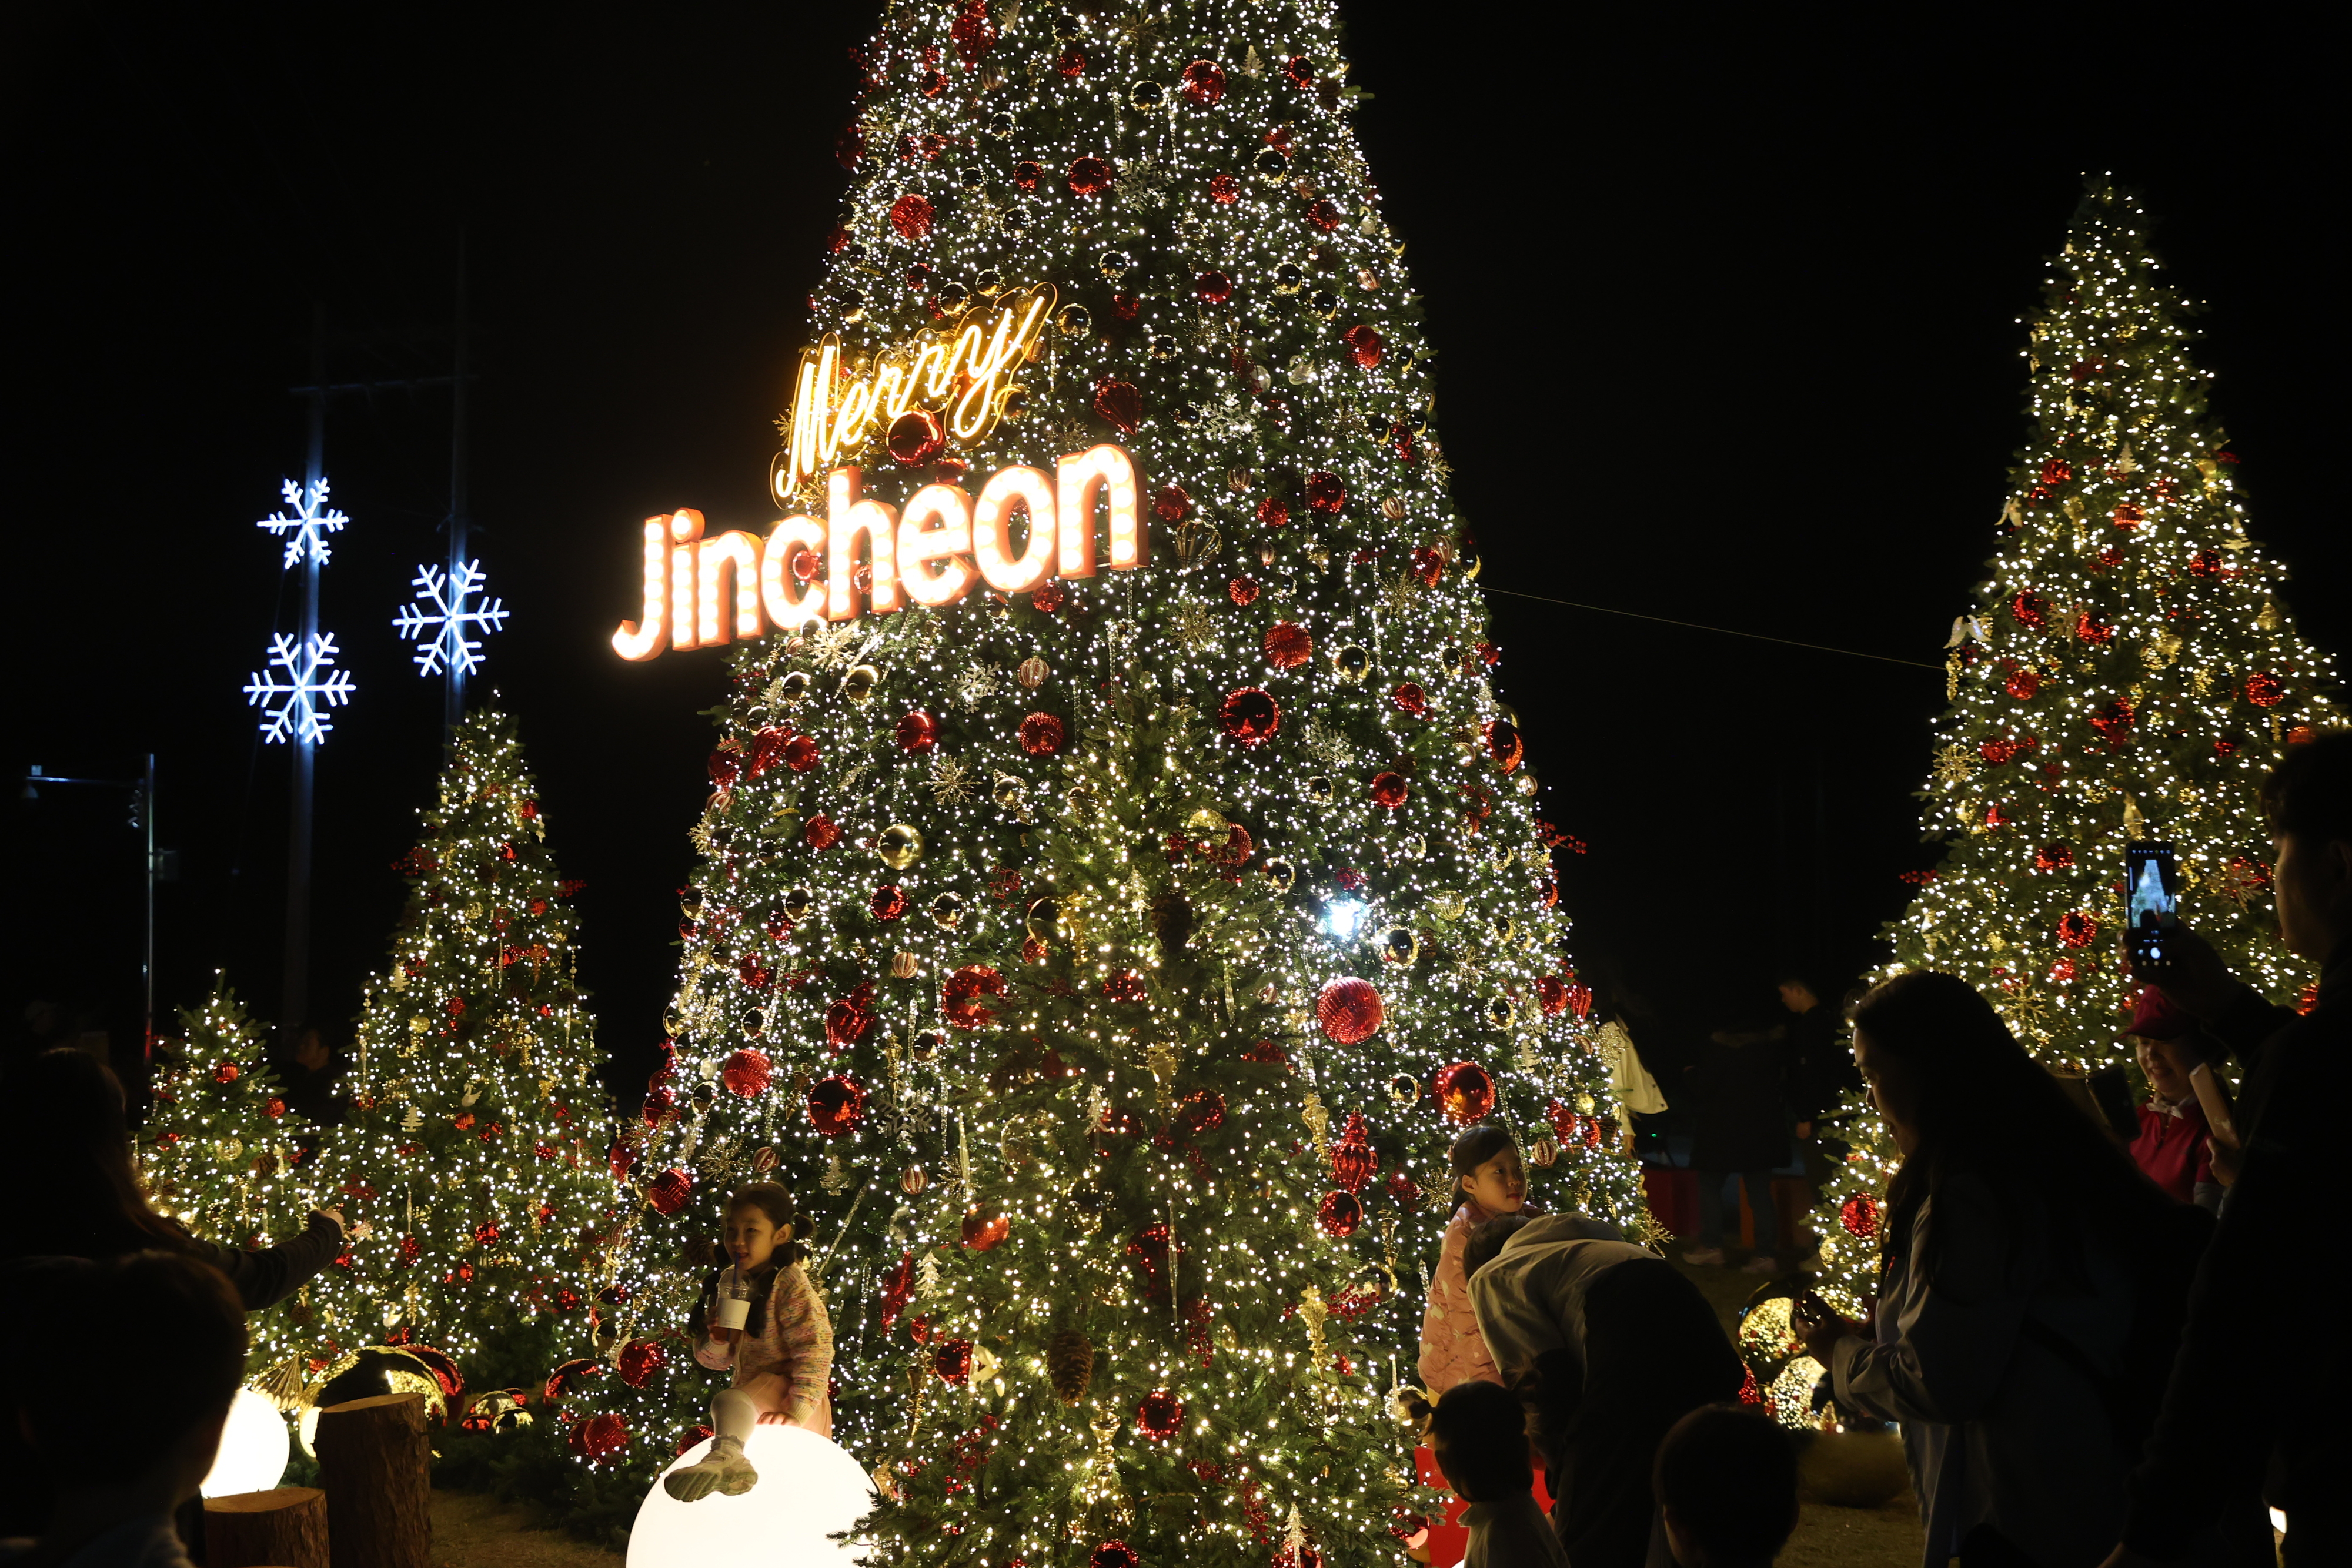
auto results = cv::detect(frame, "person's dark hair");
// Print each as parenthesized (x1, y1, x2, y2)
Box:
(0, 1048, 185, 1261)
(1447, 1125, 1514, 1181)
(1855, 971, 2178, 1282)
(13, 1251, 245, 1473)
(726, 1182, 810, 1266)
(1775, 971, 1816, 995)
(1653, 1403, 1797, 1567)
(2259, 730, 2352, 846)
(1461, 1212, 1535, 1279)
(1427, 1378, 1529, 1502)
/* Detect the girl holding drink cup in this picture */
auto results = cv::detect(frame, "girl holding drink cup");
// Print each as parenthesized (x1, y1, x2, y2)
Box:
(662, 1181, 836, 1502)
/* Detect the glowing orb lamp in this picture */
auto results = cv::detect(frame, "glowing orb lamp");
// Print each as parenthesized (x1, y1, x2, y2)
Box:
(202, 1386, 291, 1497)
(628, 1425, 873, 1567)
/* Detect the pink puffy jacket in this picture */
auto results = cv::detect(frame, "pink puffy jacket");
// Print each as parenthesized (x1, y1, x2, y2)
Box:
(1416, 1199, 1502, 1395)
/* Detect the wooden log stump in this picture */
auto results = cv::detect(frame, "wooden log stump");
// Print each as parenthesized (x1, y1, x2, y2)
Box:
(314, 1392, 431, 1568)
(203, 1486, 329, 1568)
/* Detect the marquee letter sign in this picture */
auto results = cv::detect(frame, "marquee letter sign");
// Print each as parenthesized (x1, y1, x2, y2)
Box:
(614, 283, 1145, 662)
(612, 445, 1145, 661)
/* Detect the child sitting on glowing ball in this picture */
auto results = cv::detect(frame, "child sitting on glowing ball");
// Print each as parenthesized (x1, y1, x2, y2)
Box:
(663, 1181, 835, 1503)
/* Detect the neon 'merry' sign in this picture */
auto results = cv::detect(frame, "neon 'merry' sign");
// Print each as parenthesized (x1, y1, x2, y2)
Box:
(612, 447, 1145, 659)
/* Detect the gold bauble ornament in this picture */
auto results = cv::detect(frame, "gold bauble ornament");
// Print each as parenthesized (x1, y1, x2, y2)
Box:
(1332, 644, 1370, 682)
(878, 823, 924, 870)
(930, 892, 965, 929)
(900, 1164, 928, 1195)
(890, 951, 920, 979)
(1264, 858, 1297, 892)
(1017, 656, 1050, 688)
(783, 887, 813, 920)
(1382, 927, 1419, 966)
(842, 664, 880, 704)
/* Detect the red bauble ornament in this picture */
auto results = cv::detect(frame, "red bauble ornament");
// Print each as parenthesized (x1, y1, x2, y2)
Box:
(213, 1062, 239, 1085)
(736, 955, 772, 990)
(568, 1412, 629, 1461)
(1102, 969, 1149, 1004)
(1088, 376, 1141, 433)
(1411, 546, 1445, 586)
(616, 1339, 667, 1388)
(2034, 843, 2075, 872)
(933, 1338, 974, 1384)
(2004, 667, 2040, 701)
(1305, 471, 1347, 514)
(896, 710, 940, 753)
(807, 1074, 866, 1137)
(544, 1357, 604, 1404)
(2056, 911, 2099, 949)
(647, 1167, 694, 1215)
(1343, 323, 1383, 366)
(1257, 496, 1290, 527)
(1195, 269, 1234, 304)
(1369, 771, 1409, 810)
(826, 996, 874, 1047)
(1218, 687, 1281, 745)
(2245, 672, 2286, 708)
(1390, 682, 1428, 717)
(888, 194, 934, 240)
(1318, 1190, 1365, 1238)
(264, 1097, 286, 1119)
(1091, 1544, 1140, 1568)
(1012, 159, 1043, 190)
(961, 1204, 1011, 1251)
(720, 1048, 773, 1098)
(2089, 699, 2134, 743)
(1209, 172, 1239, 203)
(1136, 1389, 1185, 1440)
(2111, 502, 2144, 529)
(1330, 1112, 1375, 1192)
(888, 408, 946, 466)
(1264, 621, 1312, 670)
(1031, 577, 1065, 614)
(783, 734, 822, 772)
(1840, 1193, 1881, 1241)
(1485, 718, 1524, 771)
(870, 884, 909, 922)
(1434, 1060, 1496, 1124)
(1180, 58, 1226, 103)
(1308, 198, 1344, 232)
(1154, 484, 1192, 521)
(1536, 975, 1569, 1015)
(2010, 589, 2048, 630)
(1018, 711, 1067, 755)
(708, 749, 741, 789)
(1229, 576, 1260, 606)
(1569, 984, 1594, 1020)
(1316, 977, 1385, 1044)
(1067, 156, 1114, 195)
(1177, 1089, 1227, 1135)
(943, 964, 1007, 1029)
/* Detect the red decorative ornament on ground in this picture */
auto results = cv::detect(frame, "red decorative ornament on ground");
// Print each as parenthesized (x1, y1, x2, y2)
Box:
(807, 1074, 866, 1137)
(1434, 1060, 1495, 1124)
(720, 1048, 773, 1098)
(567, 1412, 629, 1461)
(1218, 687, 1281, 744)
(1316, 977, 1384, 1044)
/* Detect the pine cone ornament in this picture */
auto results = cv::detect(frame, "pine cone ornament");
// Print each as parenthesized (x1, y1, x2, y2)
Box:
(1048, 1327, 1094, 1405)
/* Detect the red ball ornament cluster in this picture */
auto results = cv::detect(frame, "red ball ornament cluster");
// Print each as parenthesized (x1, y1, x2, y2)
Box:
(1316, 977, 1384, 1044)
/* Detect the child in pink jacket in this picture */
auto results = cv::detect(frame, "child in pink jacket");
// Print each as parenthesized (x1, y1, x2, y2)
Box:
(1418, 1125, 1527, 1396)
(663, 1181, 834, 1502)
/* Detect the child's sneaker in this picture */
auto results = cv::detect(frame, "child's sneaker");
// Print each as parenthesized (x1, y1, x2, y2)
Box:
(664, 1433, 759, 1502)
(1680, 1246, 1726, 1266)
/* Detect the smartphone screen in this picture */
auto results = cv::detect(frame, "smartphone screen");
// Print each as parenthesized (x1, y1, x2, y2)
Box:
(2126, 841, 2179, 969)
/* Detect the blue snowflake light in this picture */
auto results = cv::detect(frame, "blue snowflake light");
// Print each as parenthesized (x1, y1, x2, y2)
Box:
(394, 560, 508, 677)
(255, 479, 349, 568)
(244, 633, 356, 744)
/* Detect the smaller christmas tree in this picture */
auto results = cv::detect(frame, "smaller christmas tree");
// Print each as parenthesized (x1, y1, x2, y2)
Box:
(216, 710, 622, 1402)
(142, 980, 318, 1266)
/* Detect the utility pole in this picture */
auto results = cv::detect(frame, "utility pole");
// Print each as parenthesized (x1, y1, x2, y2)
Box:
(446, 236, 471, 738)
(283, 305, 328, 1029)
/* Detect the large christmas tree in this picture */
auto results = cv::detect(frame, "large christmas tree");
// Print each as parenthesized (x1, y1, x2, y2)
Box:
(1757, 182, 2339, 1427)
(573, 4, 1649, 1562)
(199, 710, 621, 1399)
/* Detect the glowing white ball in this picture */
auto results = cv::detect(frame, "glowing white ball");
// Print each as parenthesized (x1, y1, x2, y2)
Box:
(202, 1387, 291, 1498)
(629, 1425, 873, 1567)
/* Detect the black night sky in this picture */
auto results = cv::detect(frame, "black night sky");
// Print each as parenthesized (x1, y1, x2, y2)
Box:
(8, 5, 2344, 1101)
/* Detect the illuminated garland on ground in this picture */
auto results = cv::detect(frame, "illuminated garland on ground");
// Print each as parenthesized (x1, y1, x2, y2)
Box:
(1755, 181, 2335, 1431)
(560, 1, 1649, 1562)
(151, 710, 617, 1404)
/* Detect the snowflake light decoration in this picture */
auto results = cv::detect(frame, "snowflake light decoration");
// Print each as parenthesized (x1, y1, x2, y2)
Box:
(393, 560, 508, 677)
(256, 479, 349, 568)
(244, 633, 356, 744)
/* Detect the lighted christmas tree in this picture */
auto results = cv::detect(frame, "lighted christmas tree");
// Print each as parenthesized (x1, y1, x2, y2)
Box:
(569, 4, 1651, 1562)
(142, 981, 315, 1273)
(1752, 180, 2340, 1429)
(218, 709, 619, 1399)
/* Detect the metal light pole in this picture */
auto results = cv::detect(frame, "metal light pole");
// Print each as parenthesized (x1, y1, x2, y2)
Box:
(17, 755, 165, 1058)
(446, 237, 471, 737)
(284, 305, 328, 1028)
